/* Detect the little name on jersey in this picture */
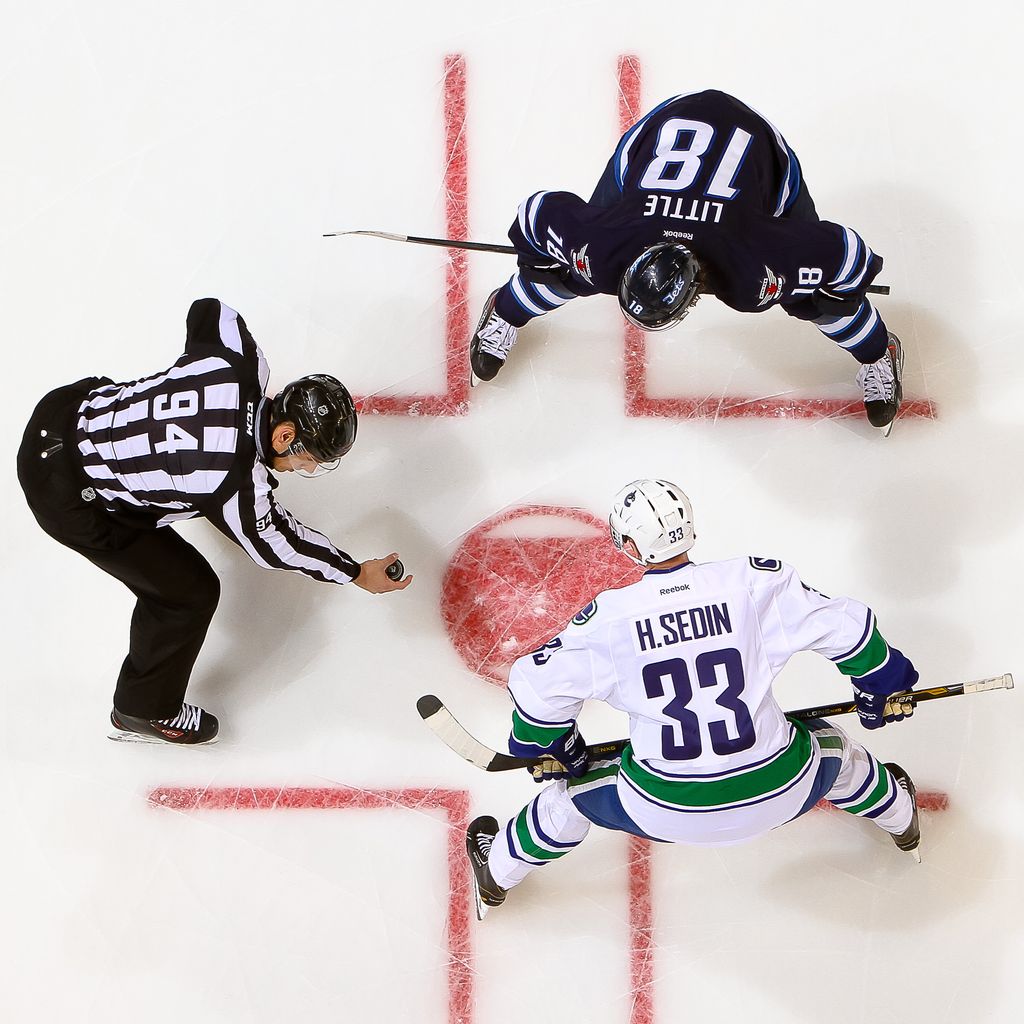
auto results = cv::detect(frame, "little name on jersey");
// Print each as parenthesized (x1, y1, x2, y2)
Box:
(634, 602, 733, 653)
(643, 194, 724, 223)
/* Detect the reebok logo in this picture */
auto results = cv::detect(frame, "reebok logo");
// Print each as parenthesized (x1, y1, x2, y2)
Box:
(659, 584, 691, 595)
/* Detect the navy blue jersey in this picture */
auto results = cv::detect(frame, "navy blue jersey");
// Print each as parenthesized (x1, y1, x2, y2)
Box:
(495, 91, 887, 360)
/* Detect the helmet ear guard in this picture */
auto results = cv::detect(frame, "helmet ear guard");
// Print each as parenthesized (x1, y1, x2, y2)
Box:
(271, 374, 357, 466)
(618, 244, 701, 331)
(609, 479, 695, 566)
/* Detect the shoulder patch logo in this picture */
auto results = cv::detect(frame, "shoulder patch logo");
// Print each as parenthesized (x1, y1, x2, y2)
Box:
(572, 600, 598, 626)
(749, 556, 782, 572)
(571, 243, 593, 284)
(757, 266, 786, 307)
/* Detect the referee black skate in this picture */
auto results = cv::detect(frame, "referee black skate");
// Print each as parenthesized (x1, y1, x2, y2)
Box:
(17, 298, 412, 746)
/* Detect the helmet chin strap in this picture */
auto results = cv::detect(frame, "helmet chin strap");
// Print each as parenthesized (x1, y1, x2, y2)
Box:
(273, 443, 339, 478)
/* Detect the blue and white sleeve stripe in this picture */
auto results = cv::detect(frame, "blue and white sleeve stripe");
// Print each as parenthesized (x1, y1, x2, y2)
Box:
(516, 192, 553, 258)
(829, 228, 875, 293)
(814, 299, 882, 351)
(507, 271, 576, 319)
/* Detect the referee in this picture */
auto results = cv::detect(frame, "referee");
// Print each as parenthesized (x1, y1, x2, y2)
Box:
(17, 298, 411, 745)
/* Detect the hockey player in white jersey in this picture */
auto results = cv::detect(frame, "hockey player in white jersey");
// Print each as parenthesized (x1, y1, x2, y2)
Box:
(466, 479, 921, 917)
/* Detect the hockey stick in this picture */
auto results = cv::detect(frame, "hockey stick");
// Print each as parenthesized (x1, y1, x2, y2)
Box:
(324, 231, 892, 296)
(417, 673, 1013, 772)
(324, 230, 518, 256)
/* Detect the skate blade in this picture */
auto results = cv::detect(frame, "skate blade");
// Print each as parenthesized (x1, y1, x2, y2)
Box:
(107, 730, 219, 746)
(470, 879, 490, 921)
(909, 847, 922, 864)
(470, 371, 480, 389)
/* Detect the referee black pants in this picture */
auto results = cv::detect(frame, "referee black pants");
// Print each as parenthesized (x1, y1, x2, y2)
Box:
(17, 380, 221, 721)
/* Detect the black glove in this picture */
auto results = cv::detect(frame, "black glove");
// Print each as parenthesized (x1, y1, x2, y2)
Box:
(812, 286, 863, 318)
(518, 258, 577, 294)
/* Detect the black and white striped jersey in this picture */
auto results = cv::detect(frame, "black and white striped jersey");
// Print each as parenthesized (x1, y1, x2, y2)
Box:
(74, 298, 360, 585)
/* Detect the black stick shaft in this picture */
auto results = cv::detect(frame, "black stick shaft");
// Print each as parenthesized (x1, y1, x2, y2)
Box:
(578, 681, 1000, 762)
(329, 230, 890, 294)
(401, 235, 517, 255)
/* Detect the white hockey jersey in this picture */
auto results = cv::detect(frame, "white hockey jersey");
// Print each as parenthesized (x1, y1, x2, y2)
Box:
(506, 557, 885, 845)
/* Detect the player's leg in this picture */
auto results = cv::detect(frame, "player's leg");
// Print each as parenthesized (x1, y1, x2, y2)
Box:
(812, 721, 920, 857)
(467, 754, 663, 917)
(808, 298, 903, 431)
(484, 780, 592, 887)
(467, 782, 591, 918)
(470, 265, 580, 386)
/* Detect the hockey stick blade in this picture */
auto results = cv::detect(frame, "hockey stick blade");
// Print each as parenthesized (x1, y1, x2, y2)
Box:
(417, 695, 623, 772)
(417, 695, 536, 771)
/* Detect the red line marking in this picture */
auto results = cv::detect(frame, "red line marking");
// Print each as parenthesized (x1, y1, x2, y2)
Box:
(148, 786, 474, 1024)
(627, 836, 655, 1024)
(626, 395, 937, 421)
(356, 54, 469, 418)
(627, 790, 946, 1024)
(615, 56, 936, 423)
(817, 791, 949, 813)
(441, 504, 643, 685)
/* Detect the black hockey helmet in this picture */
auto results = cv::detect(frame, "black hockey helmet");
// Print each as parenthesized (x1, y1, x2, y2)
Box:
(271, 374, 357, 463)
(618, 243, 701, 331)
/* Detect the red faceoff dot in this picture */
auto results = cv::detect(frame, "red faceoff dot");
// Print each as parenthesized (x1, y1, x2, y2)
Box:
(441, 504, 644, 686)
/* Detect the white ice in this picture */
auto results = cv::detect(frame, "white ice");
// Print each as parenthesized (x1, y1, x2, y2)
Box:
(2, 2, 1022, 1022)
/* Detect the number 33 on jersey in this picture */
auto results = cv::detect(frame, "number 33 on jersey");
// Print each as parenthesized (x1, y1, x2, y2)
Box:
(507, 555, 901, 843)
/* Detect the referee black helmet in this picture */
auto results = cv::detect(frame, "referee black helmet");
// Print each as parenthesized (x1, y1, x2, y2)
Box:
(271, 375, 357, 463)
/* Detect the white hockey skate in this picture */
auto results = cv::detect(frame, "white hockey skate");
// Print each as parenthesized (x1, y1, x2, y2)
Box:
(469, 290, 519, 387)
(857, 332, 904, 436)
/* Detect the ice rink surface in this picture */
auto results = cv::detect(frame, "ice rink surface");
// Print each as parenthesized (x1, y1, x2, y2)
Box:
(2, 1, 1023, 1021)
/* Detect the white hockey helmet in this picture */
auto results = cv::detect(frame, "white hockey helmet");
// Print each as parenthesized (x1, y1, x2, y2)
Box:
(609, 479, 695, 566)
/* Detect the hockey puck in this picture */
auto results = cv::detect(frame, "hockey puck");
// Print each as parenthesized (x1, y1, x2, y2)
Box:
(385, 558, 404, 581)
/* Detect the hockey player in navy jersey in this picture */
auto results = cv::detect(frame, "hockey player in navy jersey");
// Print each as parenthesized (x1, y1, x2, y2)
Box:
(470, 90, 904, 430)
(466, 479, 920, 918)
(18, 298, 412, 745)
